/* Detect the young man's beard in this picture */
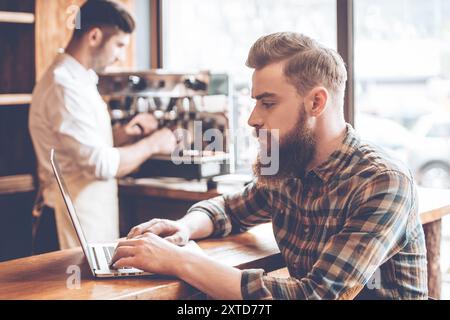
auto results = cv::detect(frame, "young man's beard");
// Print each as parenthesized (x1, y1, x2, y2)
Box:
(253, 106, 316, 188)
(91, 47, 110, 73)
(91, 39, 113, 73)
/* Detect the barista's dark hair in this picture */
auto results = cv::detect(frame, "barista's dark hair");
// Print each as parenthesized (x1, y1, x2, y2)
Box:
(72, 0, 135, 39)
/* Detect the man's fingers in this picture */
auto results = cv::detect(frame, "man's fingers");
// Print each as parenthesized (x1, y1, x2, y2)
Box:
(113, 257, 138, 270)
(110, 246, 136, 266)
(142, 120, 158, 135)
(127, 219, 161, 239)
(126, 124, 144, 136)
(129, 114, 158, 135)
(117, 238, 145, 249)
(144, 220, 178, 237)
(164, 233, 186, 246)
(127, 227, 141, 239)
(134, 233, 159, 241)
(127, 219, 179, 240)
(145, 222, 171, 237)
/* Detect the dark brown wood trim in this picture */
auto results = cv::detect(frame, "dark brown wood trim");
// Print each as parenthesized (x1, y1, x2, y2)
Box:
(337, 0, 355, 126)
(150, 0, 162, 69)
(0, 174, 35, 195)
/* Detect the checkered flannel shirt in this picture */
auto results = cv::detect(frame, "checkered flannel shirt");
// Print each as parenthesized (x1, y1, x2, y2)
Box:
(188, 124, 428, 300)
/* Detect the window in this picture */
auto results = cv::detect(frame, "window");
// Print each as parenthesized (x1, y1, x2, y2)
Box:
(426, 124, 450, 138)
(162, 0, 337, 171)
(354, 0, 450, 189)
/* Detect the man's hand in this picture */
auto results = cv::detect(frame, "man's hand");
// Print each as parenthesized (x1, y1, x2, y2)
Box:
(116, 215, 243, 300)
(127, 218, 190, 246)
(115, 127, 178, 177)
(144, 128, 178, 155)
(125, 113, 158, 137)
(110, 233, 184, 275)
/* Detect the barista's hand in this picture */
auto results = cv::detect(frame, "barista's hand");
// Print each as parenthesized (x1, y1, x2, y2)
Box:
(125, 113, 158, 136)
(127, 218, 191, 246)
(145, 128, 178, 155)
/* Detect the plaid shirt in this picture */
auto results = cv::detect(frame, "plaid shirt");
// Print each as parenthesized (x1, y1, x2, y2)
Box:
(188, 124, 428, 300)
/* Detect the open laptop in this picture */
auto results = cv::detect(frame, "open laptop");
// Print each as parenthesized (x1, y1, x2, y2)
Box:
(50, 149, 152, 278)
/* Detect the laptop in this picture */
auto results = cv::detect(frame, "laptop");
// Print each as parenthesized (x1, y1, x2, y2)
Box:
(50, 149, 152, 278)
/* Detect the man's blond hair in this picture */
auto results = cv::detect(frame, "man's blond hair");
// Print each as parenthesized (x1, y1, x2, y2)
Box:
(246, 32, 348, 103)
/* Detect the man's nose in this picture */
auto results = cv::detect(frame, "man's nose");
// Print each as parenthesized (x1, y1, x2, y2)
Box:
(248, 106, 264, 128)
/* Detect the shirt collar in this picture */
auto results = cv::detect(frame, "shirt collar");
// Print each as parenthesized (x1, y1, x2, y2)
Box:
(307, 124, 360, 184)
(58, 52, 99, 85)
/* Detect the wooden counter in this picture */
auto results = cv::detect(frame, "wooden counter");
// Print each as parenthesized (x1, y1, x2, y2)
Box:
(119, 179, 450, 224)
(417, 187, 450, 299)
(418, 187, 450, 225)
(119, 178, 234, 201)
(0, 224, 282, 300)
(1, 184, 449, 300)
(119, 181, 450, 299)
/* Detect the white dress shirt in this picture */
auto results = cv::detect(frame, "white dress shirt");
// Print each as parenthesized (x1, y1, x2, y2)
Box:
(29, 53, 120, 249)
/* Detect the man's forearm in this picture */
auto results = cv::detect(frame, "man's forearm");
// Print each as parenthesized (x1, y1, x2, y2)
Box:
(175, 211, 243, 300)
(116, 139, 156, 177)
(175, 250, 243, 300)
(179, 210, 215, 240)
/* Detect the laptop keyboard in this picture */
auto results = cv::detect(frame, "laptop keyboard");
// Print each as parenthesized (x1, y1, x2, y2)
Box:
(92, 245, 135, 271)
(103, 246, 116, 264)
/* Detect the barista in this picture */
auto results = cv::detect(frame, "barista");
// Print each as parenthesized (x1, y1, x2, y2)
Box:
(29, 0, 177, 251)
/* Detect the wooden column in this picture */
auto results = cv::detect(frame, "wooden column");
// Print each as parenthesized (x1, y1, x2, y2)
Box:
(35, 0, 136, 81)
(423, 220, 442, 299)
(150, 0, 162, 69)
(337, 0, 355, 125)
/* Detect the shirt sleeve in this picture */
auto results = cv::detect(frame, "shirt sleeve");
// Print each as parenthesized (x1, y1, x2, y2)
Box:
(187, 181, 273, 237)
(240, 170, 419, 300)
(51, 83, 120, 180)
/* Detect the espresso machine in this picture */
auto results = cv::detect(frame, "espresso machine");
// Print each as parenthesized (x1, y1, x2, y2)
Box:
(97, 71, 234, 187)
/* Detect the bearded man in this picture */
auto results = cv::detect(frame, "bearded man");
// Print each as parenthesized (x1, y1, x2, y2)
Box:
(110, 32, 428, 300)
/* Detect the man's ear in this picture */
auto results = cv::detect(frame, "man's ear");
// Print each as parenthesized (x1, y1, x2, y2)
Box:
(87, 27, 104, 47)
(304, 87, 329, 117)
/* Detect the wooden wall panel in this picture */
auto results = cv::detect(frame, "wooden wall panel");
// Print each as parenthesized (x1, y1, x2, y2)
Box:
(0, 0, 35, 13)
(0, 192, 34, 262)
(0, 107, 36, 176)
(35, 0, 136, 81)
(0, 23, 35, 93)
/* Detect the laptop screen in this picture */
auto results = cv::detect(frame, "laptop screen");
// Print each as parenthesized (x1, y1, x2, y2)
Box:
(50, 149, 95, 272)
